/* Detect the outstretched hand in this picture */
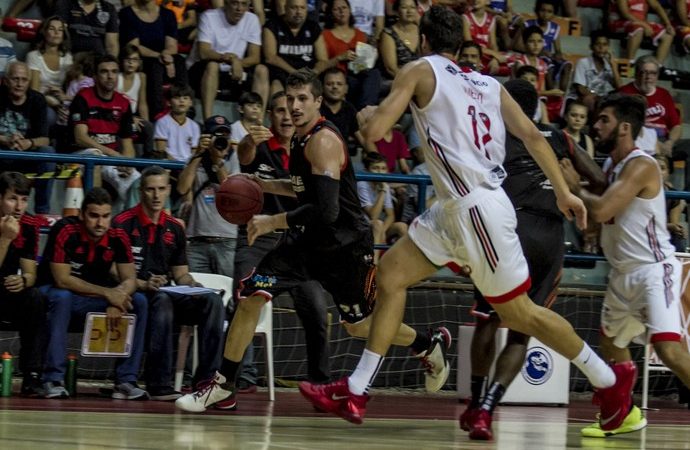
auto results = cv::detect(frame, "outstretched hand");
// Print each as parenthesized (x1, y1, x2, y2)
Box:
(557, 192, 587, 230)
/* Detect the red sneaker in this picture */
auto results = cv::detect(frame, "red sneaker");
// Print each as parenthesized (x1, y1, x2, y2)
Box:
(593, 361, 637, 431)
(468, 409, 493, 440)
(459, 406, 479, 431)
(299, 377, 369, 424)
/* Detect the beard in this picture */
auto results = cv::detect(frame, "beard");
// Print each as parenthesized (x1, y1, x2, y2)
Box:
(594, 127, 619, 155)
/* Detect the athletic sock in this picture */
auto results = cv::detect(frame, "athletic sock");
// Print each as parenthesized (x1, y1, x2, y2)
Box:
(469, 375, 487, 408)
(348, 349, 383, 396)
(410, 330, 432, 355)
(480, 382, 506, 413)
(571, 343, 615, 388)
(219, 358, 240, 390)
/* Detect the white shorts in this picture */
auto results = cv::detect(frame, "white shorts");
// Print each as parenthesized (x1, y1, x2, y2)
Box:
(408, 188, 530, 301)
(602, 258, 683, 347)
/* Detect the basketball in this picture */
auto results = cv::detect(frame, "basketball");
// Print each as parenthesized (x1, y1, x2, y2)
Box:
(215, 176, 264, 225)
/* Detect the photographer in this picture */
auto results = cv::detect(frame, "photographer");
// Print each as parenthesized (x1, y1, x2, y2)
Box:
(177, 115, 240, 284)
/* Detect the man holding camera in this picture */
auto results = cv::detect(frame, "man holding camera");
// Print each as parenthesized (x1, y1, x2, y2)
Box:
(177, 115, 240, 285)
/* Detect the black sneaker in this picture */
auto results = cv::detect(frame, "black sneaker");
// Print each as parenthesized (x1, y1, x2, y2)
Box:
(21, 373, 45, 398)
(237, 379, 257, 394)
(149, 385, 183, 401)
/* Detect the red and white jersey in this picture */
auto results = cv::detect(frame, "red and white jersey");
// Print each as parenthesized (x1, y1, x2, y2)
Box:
(609, 0, 648, 22)
(512, 54, 548, 92)
(600, 149, 674, 272)
(410, 55, 507, 200)
(463, 11, 496, 48)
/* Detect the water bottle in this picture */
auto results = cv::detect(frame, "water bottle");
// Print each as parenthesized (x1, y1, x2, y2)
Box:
(65, 354, 78, 396)
(1, 352, 13, 397)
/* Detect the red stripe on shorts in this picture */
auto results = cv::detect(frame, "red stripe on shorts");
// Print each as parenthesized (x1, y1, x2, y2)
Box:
(650, 332, 682, 343)
(484, 277, 532, 304)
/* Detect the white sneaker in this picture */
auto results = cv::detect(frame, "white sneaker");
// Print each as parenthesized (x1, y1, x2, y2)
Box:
(417, 327, 452, 393)
(175, 372, 236, 413)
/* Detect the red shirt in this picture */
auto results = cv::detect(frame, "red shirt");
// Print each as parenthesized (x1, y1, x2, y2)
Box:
(618, 82, 680, 139)
(375, 130, 410, 173)
(322, 28, 368, 73)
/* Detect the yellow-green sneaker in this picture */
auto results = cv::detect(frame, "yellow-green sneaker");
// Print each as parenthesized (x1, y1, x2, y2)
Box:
(581, 405, 647, 438)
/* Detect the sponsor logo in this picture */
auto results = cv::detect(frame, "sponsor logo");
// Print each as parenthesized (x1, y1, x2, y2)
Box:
(521, 346, 553, 385)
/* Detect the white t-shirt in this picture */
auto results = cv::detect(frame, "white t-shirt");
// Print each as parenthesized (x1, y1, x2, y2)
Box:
(350, 0, 384, 37)
(187, 9, 262, 69)
(230, 120, 249, 145)
(25, 50, 73, 93)
(357, 180, 393, 210)
(635, 126, 658, 155)
(154, 114, 201, 162)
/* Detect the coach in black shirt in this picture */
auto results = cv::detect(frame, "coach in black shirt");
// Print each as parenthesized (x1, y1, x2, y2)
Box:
(113, 166, 224, 401)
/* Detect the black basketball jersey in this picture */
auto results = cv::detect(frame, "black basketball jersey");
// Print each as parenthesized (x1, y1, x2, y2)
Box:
(289, 118, 371, 251)
(501, 123, 570, 219)
(265, 17, 321, 71)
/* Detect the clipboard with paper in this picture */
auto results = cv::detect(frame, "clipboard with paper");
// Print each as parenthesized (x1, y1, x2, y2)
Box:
(81, 312, 136, 357)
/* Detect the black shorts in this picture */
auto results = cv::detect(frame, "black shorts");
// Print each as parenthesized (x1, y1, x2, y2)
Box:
(188, 61, 256, 102)
(238, 230, 376, 323)
(472, 210, 564, 318)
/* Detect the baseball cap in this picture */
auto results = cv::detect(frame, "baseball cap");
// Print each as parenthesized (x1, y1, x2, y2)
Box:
(203, 115, 232, 134)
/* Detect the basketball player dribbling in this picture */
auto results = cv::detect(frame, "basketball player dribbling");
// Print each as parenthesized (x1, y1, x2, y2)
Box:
(299, 6, 631, 433)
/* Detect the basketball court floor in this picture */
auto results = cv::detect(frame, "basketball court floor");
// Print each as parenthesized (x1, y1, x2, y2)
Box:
(1, 389, 688, 449)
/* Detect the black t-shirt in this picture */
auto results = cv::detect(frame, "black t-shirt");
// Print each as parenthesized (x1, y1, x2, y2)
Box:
(320, 101, 358, 154)
(0, 87, 48, 140)
(502, 123, 570, 219)
(289, 118, 370, 251)
(112, 204, 187, 281)
(265, 17, 321, 71)
(0, 214, 39, 278)
(118, 5, 178, 52)
(56, 0, 119, 55)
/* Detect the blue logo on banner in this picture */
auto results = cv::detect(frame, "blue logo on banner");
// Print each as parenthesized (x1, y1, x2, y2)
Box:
(521, 347, 553, 385)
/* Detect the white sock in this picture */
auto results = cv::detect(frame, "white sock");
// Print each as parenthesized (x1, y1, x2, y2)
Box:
(348, 349, 383, 395)
(571, 343, 615, 388)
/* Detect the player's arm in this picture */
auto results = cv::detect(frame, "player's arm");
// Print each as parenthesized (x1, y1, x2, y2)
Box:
(564, 134, 607, 194)
(237, 125, 272, 165)
(500, 86, 587, 228)
(19, 257, 37, 288)
(571, 157, 658, 223)
(51, 261, 132, 313)
(359, 60, 426, 144)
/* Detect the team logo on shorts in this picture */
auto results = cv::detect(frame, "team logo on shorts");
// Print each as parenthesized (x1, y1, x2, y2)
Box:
(521, 347, 553, 385)
(252, 274, 277, 289)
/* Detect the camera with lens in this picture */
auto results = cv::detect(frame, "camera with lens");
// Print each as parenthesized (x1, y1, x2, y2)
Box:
(211, 132, 229, 151)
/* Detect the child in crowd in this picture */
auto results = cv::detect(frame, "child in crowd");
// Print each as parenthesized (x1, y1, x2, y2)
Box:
(357, 152, 408, 264)
(117, 44, 154, 157)
(153, 83, 200, 162)
(462, 0, 508, 75)
(656, 154, 688, 252)
(515, 65, 551, 124)
(487, 0, 523, 51)
(562, 101, 594, 157)
(65, 52, 95, 99)
(230, 91, 264, 152)
(609, 0, 674, 66)
(513, 26, 563, 97)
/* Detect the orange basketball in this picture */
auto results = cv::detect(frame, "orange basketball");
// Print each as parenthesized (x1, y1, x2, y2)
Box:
(215, 176, 264, 225)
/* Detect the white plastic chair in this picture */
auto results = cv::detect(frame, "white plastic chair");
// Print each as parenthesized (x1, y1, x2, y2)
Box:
(174, 272, 274, 401)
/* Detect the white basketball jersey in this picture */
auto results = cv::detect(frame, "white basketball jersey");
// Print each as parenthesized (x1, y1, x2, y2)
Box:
(410, 55, 507, 199)
(600, 149, 674, 271)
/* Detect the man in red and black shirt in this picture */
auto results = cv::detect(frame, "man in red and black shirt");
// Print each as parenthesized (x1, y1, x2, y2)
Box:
(0, 172, 46, 397)
(39, 188, 148, 399)
(113, 166, 224, 401)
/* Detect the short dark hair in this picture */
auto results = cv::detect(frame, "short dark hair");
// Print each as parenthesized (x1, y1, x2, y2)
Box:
(598, 93, 646, 140)
(268, 91, 286, 111)
(322, 66, 346, 81)
(286, 68, 323, 99)
(459, 40, 483, 57)
(535, 0, 558, 13)
(168, 83, 195, 99)
(94, 54, 119, 71)
(522, 25, 544, 44)
(504, 79, 538, 119)
(0, 171, 31, 197)
(515, 64, 539, 79)
(589, 29, 608, 47)
(420, 6, 463, 55)
(363, 151, 387, 170)
(565, 100, 588, 115)
(238, 91, 264, 107)
(140, 165, 169, 188)
(324, 0, 355, 29)
(82, 187, 112, 210)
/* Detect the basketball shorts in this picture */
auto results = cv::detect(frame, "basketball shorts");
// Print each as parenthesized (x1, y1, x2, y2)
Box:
(602, 257, 682, 347)
(473, 210, 564, 318)
(610, 20, 666, 45)
(238, 230, 376, 324)
(409, 188, 530, 302)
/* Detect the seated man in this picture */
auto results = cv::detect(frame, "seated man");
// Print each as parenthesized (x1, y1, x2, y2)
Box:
(0, 172, 46, 397)
(38, 188, 148, 399)
(187, 0, 269, 119)
(113, 166, 225, 400)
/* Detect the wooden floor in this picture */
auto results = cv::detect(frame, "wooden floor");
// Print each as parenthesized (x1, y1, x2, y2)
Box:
(0, 390, 688, 449)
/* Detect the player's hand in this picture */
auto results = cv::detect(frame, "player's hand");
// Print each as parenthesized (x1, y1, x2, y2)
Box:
(105, 305, 122, 331)
(247, 125, 273, 147)
(105, 288, 133, 312)
(146, 274, 168, 291)
(0, 215, 20, 241)
(4, 274, 24, 292)
(357, 105, 378, 129)
(557, 192, 587, 230)
(247, 214, 276, 246)
(559, 158, 581, 193)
